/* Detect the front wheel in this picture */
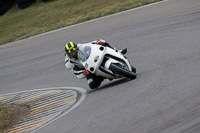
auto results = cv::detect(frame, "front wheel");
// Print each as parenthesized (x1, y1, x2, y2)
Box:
(109, 64, 136, 79)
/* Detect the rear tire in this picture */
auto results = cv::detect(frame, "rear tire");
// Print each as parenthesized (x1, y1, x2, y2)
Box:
(109, 63, 136, 79)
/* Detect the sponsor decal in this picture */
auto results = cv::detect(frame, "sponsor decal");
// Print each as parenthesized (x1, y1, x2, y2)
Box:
(94, 56, 99, 63)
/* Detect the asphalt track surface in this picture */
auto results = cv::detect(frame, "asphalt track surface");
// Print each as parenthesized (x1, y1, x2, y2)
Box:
(1, 0, 200, 132)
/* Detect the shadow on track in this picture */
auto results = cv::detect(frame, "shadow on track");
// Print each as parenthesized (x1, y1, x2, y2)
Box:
(88, 78, 134, 93)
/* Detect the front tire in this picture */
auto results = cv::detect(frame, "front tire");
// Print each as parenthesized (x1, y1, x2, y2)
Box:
(109, 63, 136, 79)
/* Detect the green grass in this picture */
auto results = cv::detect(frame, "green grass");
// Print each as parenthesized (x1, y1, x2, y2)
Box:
(0, 105, 30, 132)
(0, 0, 161, 45)
(0, 106, 13, 130)
(0, 107, 10, 124)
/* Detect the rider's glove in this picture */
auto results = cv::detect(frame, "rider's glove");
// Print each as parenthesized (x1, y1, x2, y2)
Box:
(83, 69, 89, 76)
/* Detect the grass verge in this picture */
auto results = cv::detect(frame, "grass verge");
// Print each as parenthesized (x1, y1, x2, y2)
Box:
(0, 0, 162, 45)
(0, 104, 30, 132)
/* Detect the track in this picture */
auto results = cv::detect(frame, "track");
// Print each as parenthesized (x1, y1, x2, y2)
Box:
(1, 0, 200, 132)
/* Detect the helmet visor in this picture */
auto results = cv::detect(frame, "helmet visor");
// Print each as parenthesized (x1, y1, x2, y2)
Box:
(68, 50, 77, 59)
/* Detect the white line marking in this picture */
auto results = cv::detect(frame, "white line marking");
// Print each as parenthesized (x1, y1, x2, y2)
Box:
(29, 0, 170, 38)
(1, 0, 169, 47)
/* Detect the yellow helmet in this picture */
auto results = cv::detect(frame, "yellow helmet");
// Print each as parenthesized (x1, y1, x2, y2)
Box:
(65, 42, 78, 60)
(65, 42, 77, 53)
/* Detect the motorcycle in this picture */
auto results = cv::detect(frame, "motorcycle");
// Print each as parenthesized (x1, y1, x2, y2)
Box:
(77, 43, 136, 80)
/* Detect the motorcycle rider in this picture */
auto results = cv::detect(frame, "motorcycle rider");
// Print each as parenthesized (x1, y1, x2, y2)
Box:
(65, 39, 127, 89)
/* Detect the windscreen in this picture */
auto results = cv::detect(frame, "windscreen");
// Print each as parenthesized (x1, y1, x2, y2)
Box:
(77, 45, 91, 62)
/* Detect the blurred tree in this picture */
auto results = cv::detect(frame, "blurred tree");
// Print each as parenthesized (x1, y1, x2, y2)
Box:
(16, 0, 37, 9)
(0, 0, 15, 16)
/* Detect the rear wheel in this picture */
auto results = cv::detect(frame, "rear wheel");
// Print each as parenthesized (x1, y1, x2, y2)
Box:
(109, 63, 136, 79)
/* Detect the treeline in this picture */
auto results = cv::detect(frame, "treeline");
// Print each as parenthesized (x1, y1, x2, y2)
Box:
(0, 0, 52, 16)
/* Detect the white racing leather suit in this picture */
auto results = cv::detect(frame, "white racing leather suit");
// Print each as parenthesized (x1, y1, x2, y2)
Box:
(65, 43, 86, 79)
(65, 40, 112, 89)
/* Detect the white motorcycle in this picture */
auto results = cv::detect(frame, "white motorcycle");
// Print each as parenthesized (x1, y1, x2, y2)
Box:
(77, 44, 136, 80)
